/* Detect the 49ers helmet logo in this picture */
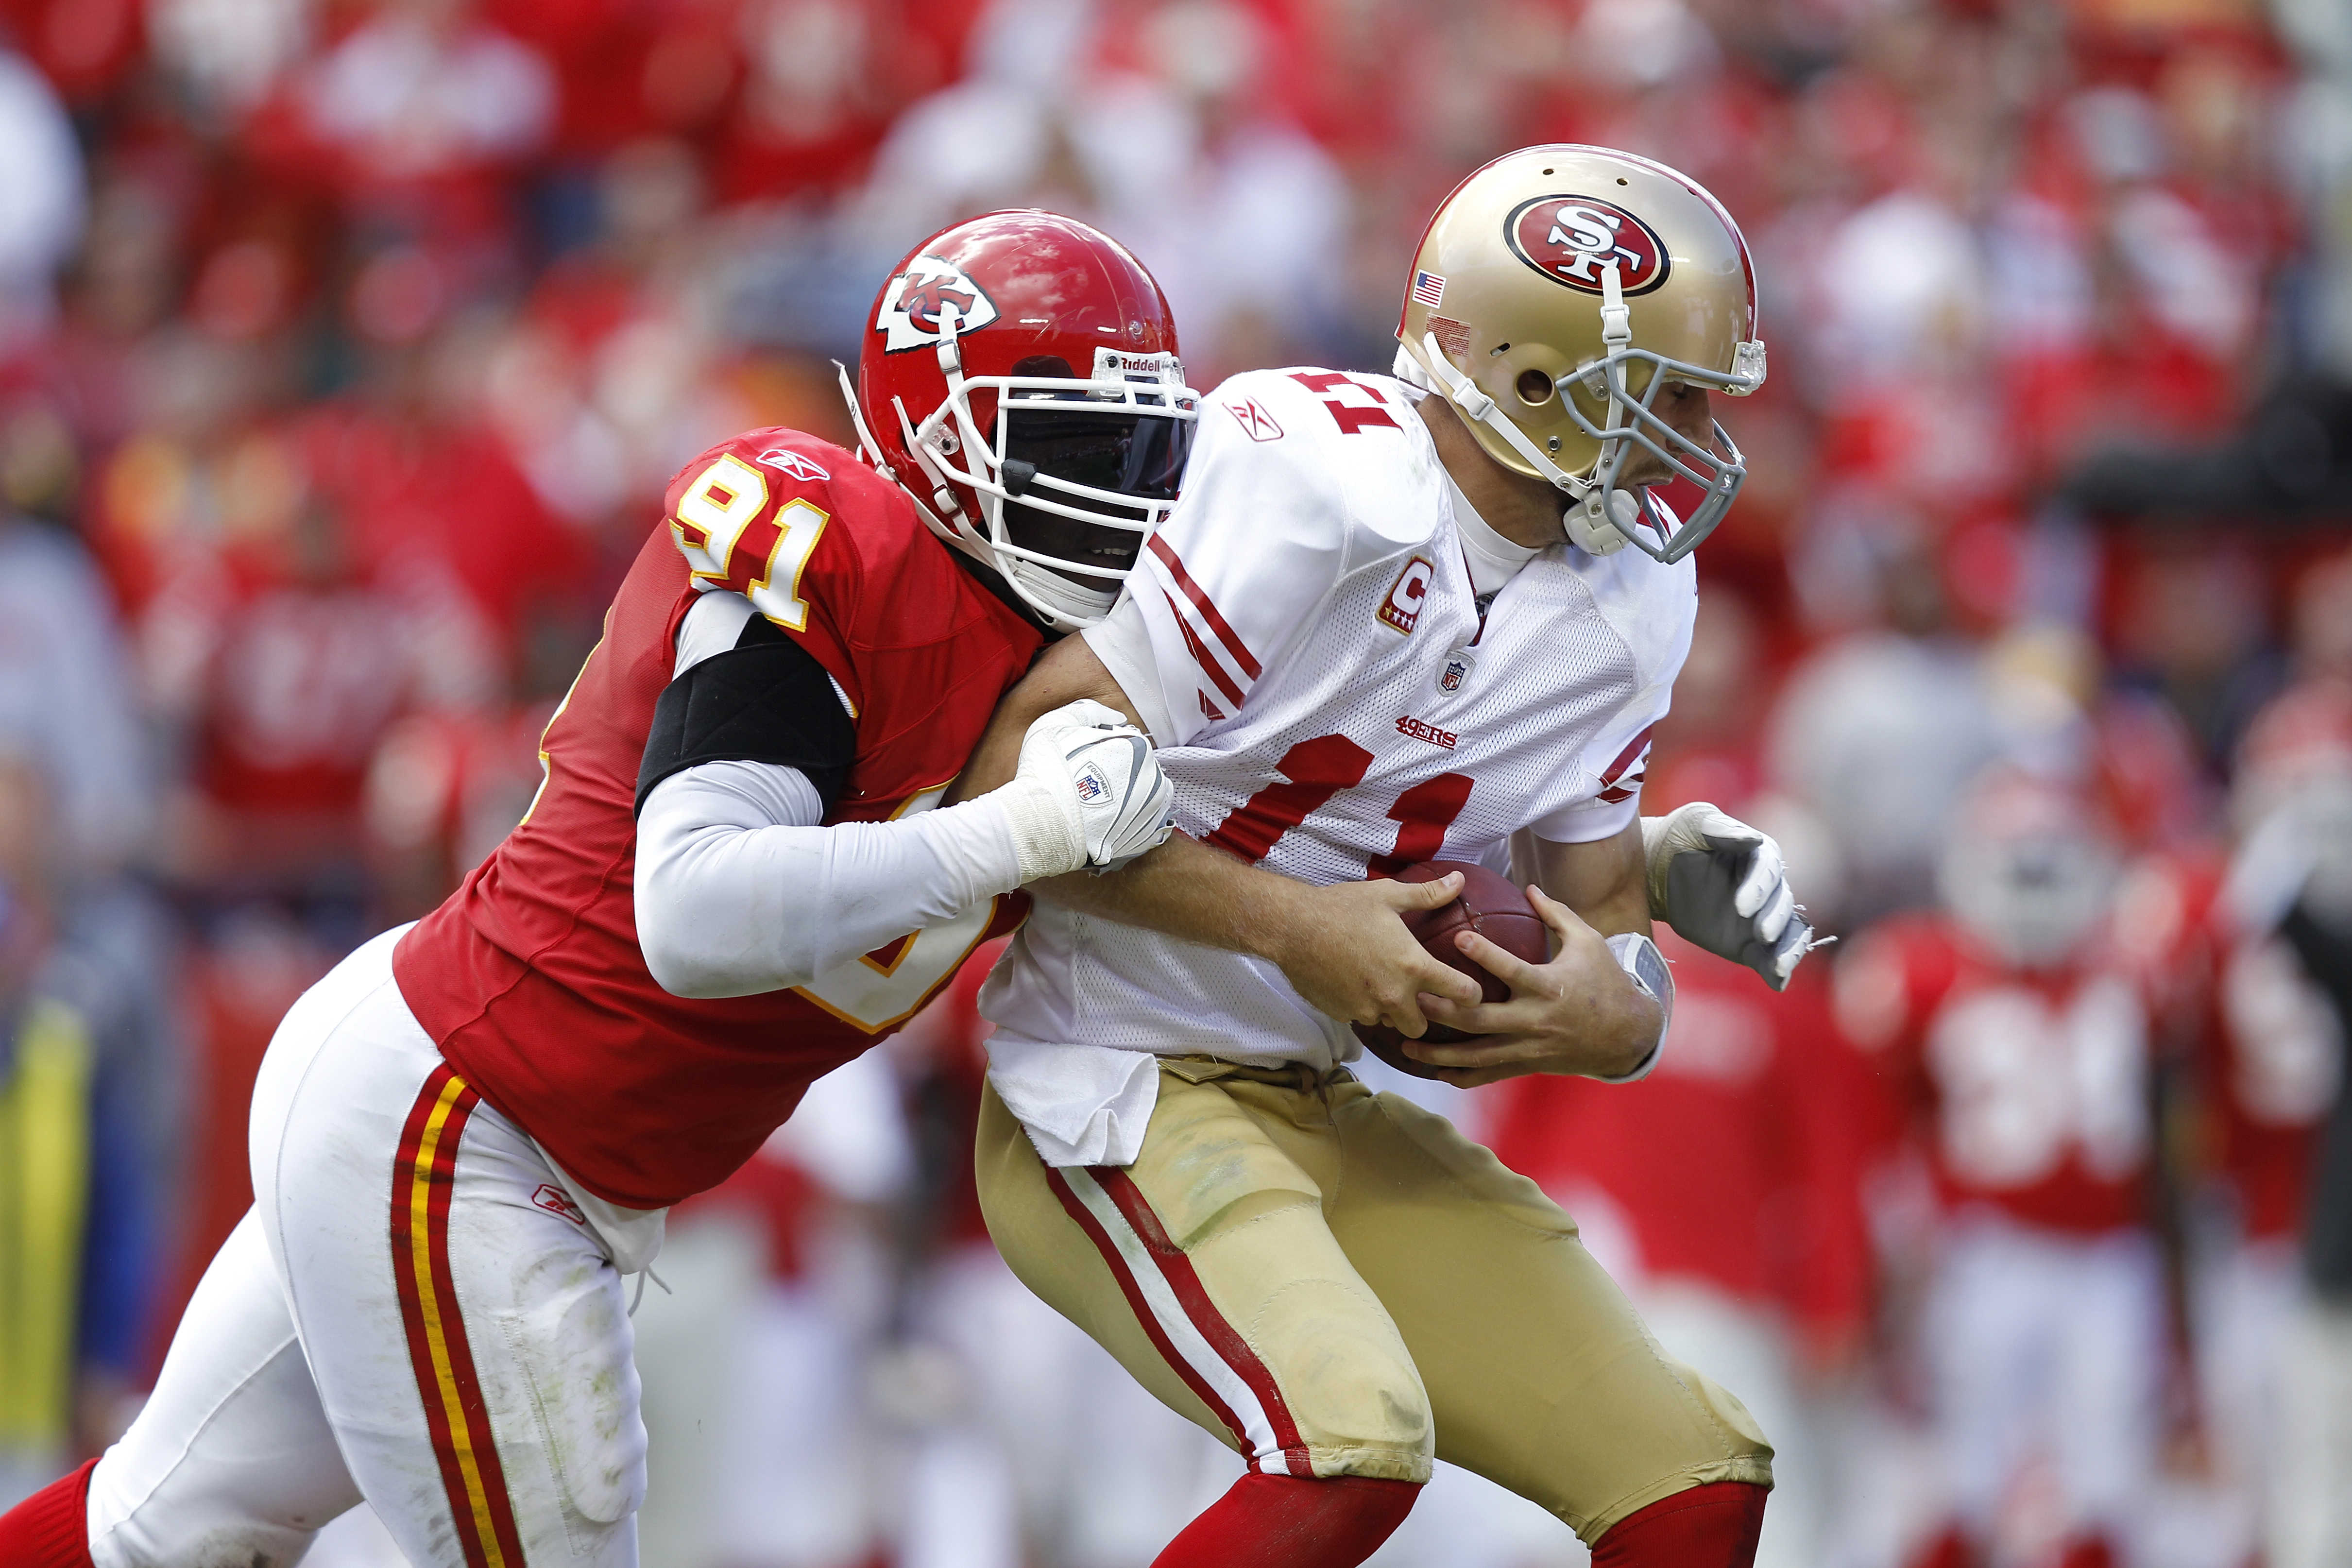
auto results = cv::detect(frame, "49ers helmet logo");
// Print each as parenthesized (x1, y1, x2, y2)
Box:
(1505, 196, 1670, 297)
(876, 255, 1001, 351)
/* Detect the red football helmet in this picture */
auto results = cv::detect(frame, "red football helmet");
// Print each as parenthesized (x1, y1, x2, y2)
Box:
(842, 211, 1198, 631)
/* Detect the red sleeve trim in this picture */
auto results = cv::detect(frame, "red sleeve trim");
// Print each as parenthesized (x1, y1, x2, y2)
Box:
(1163, 589, 1248, 708)
(1593, 723, 1655, 804)
(1148, 535, 1262, 680)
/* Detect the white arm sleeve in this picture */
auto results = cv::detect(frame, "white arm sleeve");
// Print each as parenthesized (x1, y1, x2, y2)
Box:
(636, 758, 1025, 1000)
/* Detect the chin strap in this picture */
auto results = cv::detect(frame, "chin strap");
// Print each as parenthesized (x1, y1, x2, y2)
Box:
(1413, 329, 1633, 555)
(833, 359, 896, 483)
(1415, 330, 1592, 497)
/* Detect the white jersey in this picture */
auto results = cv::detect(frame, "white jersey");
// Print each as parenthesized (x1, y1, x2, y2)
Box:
(981, 367, 1695, 1164)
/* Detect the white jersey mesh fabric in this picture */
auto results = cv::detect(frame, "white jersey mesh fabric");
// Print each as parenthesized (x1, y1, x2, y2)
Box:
(983, 366, 1697, 1076)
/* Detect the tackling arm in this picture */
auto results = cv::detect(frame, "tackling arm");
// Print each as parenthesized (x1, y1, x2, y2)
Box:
(635, 594, 1172, 999)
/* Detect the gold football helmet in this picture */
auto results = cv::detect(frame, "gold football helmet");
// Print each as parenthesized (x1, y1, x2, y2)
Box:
(1395, 145, 1765, 562)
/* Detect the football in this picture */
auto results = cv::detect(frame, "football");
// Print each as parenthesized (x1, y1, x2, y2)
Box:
(1352, 860, 1551, 1077)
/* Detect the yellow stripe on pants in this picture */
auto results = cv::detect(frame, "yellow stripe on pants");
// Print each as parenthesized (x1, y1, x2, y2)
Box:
(0, 1001, 93, 1448)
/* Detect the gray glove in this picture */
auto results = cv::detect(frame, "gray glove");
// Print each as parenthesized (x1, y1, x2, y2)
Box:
(1641, 801, 1816, 990)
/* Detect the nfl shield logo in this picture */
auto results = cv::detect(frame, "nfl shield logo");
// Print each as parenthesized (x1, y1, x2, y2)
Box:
(1440, 654, 1472, 693)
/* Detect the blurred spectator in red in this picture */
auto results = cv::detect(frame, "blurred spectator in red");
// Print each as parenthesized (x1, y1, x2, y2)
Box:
(852, 0, 1347, 381)
(2206, 553, 2352, 1566)
(235, 0, 554, 270)
(1769, 543, 1999, 924)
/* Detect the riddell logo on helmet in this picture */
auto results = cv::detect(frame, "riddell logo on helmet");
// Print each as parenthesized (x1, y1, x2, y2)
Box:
(876, 255, 1001, 351)
(1505, 196, 1670, 297)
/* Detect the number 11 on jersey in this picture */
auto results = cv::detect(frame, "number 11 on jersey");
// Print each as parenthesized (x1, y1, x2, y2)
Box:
(1205, 733, 1473, 873)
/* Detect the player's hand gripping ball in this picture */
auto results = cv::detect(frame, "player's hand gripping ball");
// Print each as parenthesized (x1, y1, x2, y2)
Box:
(1352, 861, 1551, 1079)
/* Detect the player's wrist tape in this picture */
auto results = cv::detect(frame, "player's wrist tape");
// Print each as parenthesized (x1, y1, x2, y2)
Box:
(993, 775, 1087, 883)
(1597, 931, 1673, 1084)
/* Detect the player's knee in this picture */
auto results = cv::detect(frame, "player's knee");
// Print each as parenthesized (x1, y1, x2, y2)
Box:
(1238, 1279, 1432, 1476)
(1590, 1480, 1768, 1568)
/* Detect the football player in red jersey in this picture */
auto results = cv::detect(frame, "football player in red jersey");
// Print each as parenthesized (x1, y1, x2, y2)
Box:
(0, 212, 1205, 1568)
(1836, 767, 2164, 1568)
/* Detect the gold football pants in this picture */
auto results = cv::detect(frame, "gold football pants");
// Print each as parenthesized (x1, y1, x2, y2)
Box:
(976, 1058, 1773, 1541)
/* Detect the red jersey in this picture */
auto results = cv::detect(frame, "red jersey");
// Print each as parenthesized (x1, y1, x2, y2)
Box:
(1486, 935, 1872, 1341)
(1835, 913, 2152, 1235)
(2117, 849, 2339, 1243)
(393, 427, 1042, 1210)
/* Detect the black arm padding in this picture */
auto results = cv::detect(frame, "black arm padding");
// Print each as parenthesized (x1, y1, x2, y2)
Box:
(634, 625, 857, 818)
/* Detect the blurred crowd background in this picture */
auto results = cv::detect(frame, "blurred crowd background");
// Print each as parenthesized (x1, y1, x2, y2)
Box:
(1, 0, 2351, 1565)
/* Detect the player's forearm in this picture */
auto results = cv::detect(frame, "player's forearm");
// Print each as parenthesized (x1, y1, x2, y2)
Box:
(1028, 832, 1312, 958)
(637, 762, 1032, 997)
(1531, 823, 1653, 939)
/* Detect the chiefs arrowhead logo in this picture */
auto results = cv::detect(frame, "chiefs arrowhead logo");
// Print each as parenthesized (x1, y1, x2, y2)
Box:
(876, 255, 1000, 352)
(1506, 196, 1670, 297)
(757, 447, 832, 483)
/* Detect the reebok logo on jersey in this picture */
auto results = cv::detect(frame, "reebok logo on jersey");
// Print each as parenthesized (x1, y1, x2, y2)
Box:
(875, 255, 1000, 351)
(757, 448, 832, 483)
(531, 1184, 588, 1226)
(1396, 714, 1458, 750)
(1226, 396, 1283, 442)
(1377, 555, 1435, 635)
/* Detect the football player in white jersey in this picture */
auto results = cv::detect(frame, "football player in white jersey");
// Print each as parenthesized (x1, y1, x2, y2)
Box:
(941, 146, 1816, 1568)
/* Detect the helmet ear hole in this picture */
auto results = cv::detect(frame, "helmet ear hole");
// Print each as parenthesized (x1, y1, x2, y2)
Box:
(1515, 368, 1554, 407)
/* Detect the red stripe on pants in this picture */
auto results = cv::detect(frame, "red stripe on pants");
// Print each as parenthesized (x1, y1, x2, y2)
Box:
(1088, 1166, 1314, 1475)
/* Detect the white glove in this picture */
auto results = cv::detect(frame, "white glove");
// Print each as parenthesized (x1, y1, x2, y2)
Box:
(1641, 801, 1815, 990)
(996, 699, 1175, 880)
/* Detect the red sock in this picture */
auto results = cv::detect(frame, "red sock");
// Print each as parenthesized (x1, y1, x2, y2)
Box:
(2055, 1535, 2117, 1568)
(1591, 1481, 1769, 1568)
(1909, 1521, 1979, 1568)
(1149, 1471, 1421, 1568)
(0, 1459, 97, 1568)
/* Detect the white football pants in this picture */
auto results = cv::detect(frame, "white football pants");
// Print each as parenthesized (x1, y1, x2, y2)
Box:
(1925, 1211, 2161, 1551)
(85, 928, 648, 1568)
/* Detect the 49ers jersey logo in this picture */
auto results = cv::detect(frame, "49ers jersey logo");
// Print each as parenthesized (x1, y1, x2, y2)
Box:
(877, 255, 1001, 351)
(1506, 196, 1670, 297)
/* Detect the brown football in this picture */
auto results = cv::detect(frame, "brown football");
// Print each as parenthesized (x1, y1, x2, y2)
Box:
(1351, 860, 1551, 1079)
